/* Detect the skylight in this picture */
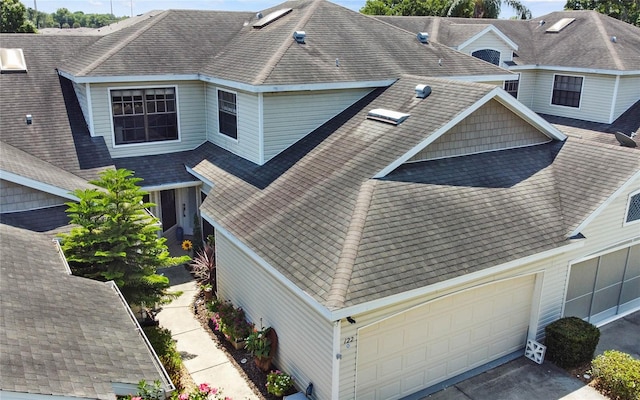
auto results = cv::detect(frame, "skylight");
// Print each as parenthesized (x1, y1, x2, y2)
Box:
(0, 48, 27, 73)
(367, 109, 410, 125)
(545, 18, 575, 33)
(253, 8, 292, 29)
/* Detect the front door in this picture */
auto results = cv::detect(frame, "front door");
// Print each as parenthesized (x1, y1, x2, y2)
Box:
(160, 189, 177, 232)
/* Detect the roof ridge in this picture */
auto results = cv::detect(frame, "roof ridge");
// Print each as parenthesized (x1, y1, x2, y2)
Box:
(252, 0, 321, 85)
(326, 179, 377, 310)
(77, 11, 170, 76)
(591, 11, 624, 70)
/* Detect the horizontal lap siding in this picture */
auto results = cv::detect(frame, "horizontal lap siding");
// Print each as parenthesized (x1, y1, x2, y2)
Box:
(263, 88, 372, 161)
(517, 70, 538, 109)
(459, 30, 514, 66)
(216, 234, 333, 399)
(206, 84, 260, 164)
(530, 71, 615, 123)
(72, 82, 90, 131)
(90, 81, 206, 158)
(0, 180, 67, 212)
(614, 76, 640, 122)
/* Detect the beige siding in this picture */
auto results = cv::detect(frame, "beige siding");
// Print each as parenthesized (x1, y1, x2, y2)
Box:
(263, 88, 372, 161)
(216, 233, 333, 399)
(73, 82, 91, 131)
(458, 30, 514, 66)
(613, 75, 640, 122)
(528, 71, 616, 123)
(0, 180, 67, 212)
(409, 99, 549, 162)
(90, 81, 207, 158)
(206, 84, 261, 164)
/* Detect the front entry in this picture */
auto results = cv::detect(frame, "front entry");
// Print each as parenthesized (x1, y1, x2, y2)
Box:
(160, 189, 177, 232)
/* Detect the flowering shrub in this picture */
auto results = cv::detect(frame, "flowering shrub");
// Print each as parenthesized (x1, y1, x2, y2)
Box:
(245, 327, 271, 359)
(181, 240, 193, 251)
(171, 383, 231, 400)
(210, 301, 252, 343)
(266, 370, 294, 396)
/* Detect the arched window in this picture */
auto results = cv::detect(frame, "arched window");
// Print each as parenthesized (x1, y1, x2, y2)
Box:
(471, 49, 500, 66)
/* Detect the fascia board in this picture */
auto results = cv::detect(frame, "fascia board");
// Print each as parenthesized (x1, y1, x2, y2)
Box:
(449, 74, 515, 82)
(1, 170, 78, 201)
(457, 25, 518, 51)
(507, 65, 639, 76)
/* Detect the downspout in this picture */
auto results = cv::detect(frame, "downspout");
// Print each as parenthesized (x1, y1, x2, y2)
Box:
(332, 320, 341, 399)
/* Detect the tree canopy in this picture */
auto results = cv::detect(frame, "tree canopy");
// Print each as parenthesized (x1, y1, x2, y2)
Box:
(1, 0, 36, 33)
(59, 169, 189, 307)
(565, 0, 640, 26)
(360, 0, 531, 18)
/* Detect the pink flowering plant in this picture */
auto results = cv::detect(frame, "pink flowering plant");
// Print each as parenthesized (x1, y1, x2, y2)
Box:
(265, 370, 294, 397)
(210, 301, 252, 343)
(171, 383, 230, 400)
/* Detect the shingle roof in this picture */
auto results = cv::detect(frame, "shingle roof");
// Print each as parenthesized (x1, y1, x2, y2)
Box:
(0, 206, 71, 233)
(0, 34, 114, 181)
(0, 224, 171, 399)
(198, 75, 639, 309)
(376, 10, 640, 71)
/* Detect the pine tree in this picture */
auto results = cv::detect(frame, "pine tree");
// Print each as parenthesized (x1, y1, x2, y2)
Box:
(59, 169, 190, 306)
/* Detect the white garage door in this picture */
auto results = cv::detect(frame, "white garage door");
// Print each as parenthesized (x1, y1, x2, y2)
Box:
(355, 275, 535, 400)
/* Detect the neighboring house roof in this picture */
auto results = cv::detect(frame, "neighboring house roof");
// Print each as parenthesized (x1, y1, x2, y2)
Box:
(197, 75, 639, 310)
(377, 10, 640, 71)
(0, 223, 172, 399)
(0, 35, 114, 181)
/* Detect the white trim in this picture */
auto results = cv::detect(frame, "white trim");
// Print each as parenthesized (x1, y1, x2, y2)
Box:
(142, 181, 200, 192)
(107, 84, 182, 148)
(571, 170, 640, 236)
(85, 83, 95, 136)
(373, 87, 565, 178)
(569, 236, 640, 265)
(456, 25, 518, 52)
(331, 239, 584, 320)
(58, 69, 199, 83)
(0, 170, 79, 201)
(449, 74, 515, 82)
(53, 238, 72, 275)
(202, 213, 333, 320)
(549, 73, 584, 110)
(216, 87, 239, 142)
(200, 75, 395, 93)
(331, 320, 341, 400)
(507, 64, 640, 76)
(258, 92, 265, 165)
(623, 189, 640, 227)
(185, 165, 215, 190)
(609, 75, 620, 124)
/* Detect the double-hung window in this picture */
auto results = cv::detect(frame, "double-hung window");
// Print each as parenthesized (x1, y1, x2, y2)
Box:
(504, 80, 519, 98)
(111, 87, 178, 145)
(218, 90, 237, 139)
(552, 75, 583, 108)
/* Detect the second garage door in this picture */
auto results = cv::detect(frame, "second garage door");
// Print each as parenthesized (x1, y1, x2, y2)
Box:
(355, 275, 535, 400)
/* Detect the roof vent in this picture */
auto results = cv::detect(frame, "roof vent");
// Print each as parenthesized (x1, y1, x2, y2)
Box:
(293, 31, 306, 43)
(611, 36, 617, 42)
(252, 8, 292, 28)
(256, 12, 263, 19)
(367, 108, 410, 125)
(538, 20, 545, 26)
(545, 18, 575, 33)
(415, 84, 432, 98)
(417, 32, 429, 43)
(0, 48, 27, 73)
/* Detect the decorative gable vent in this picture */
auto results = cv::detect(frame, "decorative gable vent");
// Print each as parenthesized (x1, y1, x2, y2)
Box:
(253, 8, 292, 28)
(367, 109, 410, 125)
(415, 84, 432, 98)
(417, 32, 429, 43)
(0, 48, 27, 73)
(293, 31, 306, 43)
(545, 18, 575, 33)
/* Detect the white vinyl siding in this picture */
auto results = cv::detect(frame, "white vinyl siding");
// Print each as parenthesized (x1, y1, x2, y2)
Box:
(515, 70, 539, 109)
(0, 180, 67, 212)
(529, 71, 615, 123)
(458, 30, 514, 66)
(613, 75, 640, 122)
(215, 233, 333, 399)
(72, 82, 91, 133)
(206, 84, 260, 164)
(90, 81, 206, 158)
(262, 88, 372, 162)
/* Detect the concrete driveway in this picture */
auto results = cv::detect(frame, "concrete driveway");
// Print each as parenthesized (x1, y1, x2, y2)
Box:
(419, 311, 639, 400)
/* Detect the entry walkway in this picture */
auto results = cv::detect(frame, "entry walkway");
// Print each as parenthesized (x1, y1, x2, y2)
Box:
(156, 265, 259, 400)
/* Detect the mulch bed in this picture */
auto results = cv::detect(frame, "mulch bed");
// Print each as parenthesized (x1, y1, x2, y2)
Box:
(192, 293, 290, 400)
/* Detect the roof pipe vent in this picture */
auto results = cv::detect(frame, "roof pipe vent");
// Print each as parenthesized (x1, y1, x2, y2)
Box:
(538, 20, 545, 26)
(417, 32, 429, 44)
(415, 84, 432, 99)
(293, 31, 306, 43)
(611, 36, 617, 42)
(256, 12, 263, 19)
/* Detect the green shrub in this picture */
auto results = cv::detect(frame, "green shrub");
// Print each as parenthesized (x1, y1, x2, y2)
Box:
(591, 350, 640, 400)
(545, 317, 600, 368)
(143, 326, 184, 391)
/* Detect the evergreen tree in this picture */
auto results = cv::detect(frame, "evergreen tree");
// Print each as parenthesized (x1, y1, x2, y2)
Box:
(1, 0, 36, 33)
(59, 169, 189, 306)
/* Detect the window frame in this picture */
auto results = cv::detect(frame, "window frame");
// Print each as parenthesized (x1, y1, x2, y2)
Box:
(503, 79, 519, 99)
(217, 88, 238, 141)
(470, 48, 502, 66)
(550, 74, 584, 109)
(108, 85, 181, 147)
(623, 189, 640, 226)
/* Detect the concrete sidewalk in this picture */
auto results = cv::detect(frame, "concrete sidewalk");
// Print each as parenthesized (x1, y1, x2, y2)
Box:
(157, 266, 259, 400)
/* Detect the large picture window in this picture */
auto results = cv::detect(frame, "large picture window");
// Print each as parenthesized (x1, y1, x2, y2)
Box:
(218, 90, 237, 139)
(111, 87, 178, 145)
(552, 75, 583, 108)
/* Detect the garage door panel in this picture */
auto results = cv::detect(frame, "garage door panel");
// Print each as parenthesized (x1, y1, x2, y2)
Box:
(356, 275, 535, 400)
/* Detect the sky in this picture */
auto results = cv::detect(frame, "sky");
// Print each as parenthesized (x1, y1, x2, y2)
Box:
(31, 0, 568, 19)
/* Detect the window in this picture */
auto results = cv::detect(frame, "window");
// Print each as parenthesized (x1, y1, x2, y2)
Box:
(552, 75, 583, 108)
(218, 90, 237, 139)
(626, 192, 640, 224)
(471, 49, 500, 66)
(111, 88, 178, 145)
(504, 80, 519, 98)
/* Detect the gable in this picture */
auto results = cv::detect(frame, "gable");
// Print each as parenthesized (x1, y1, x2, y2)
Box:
(456, 26, 518, 66)
(408, 99, 551, 162)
